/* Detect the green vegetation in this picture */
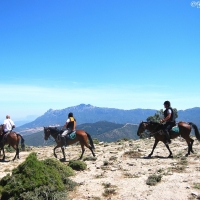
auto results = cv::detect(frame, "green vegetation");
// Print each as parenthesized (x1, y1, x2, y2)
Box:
(147, 108, 178, 123)
(146, 174, 162, 186)
(109, 156, 117, 161)
(102, 183, 117, 197)
(68, 160, 87, 171)
(124, 172, 140, 178)
(0, 152, 77, 200)
(193, 183, 200, 190)
(83, 156, 97, 161)
(93, 138, 100, 144)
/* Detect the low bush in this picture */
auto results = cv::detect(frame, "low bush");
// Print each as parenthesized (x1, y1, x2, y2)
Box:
(83, 156, 97, 161)
(68, 160, 87, 171)
(146, 174, 162, 186)
(0, 152, 77, 199)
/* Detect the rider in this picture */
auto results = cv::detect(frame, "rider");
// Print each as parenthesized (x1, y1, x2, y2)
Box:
(61, 112, 76, 148)
(160, 101, 176, 144)
(0, 115, 15, 145)
(3, 115, 15, 134)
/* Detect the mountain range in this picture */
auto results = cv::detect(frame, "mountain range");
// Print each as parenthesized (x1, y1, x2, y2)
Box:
(18, 104, 200, 146)
(18, 104, 200, 132)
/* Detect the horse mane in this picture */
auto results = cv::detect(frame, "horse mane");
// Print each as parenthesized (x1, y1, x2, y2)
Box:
(149, 121, 160, 125)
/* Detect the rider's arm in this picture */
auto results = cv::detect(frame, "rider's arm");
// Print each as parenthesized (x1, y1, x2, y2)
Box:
(160, 113, 171, 123)
(62, 119, 70, 130)
(73, 120, 76, 131)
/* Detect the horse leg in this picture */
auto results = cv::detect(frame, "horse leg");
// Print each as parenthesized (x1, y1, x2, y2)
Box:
(148, 140, 159, 157)
(53, 145, 59, 158)
(89, 146, 95, 157)
(12, 145, 18, 161)
(184, 138, 192, 157)
(78, 142, 85, 160)
(83, 137, 96, 157)
(61, 147, 66, 161)
(190, 138, 194, 154)
(164, 143, 173, 158)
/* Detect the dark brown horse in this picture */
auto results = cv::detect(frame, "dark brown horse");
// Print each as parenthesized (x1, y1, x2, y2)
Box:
(44, 127, 95, 160)
(137, 121, 200, 158)
(0, 125, 25, 161)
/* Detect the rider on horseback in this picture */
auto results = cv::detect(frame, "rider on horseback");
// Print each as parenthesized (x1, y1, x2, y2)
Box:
(3, 115, 15, 134)
(61, 112, 76, 149)
(160, 101, 176, 144)
(0, 115, 15, 145)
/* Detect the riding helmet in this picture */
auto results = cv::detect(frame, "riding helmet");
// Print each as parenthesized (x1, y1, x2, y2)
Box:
(164, 101, 171, 107)
(68, 112, 73, 118)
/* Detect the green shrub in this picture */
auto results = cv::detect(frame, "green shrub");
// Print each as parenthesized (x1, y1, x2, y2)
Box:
(68, 160, 87, 171)
(83, 156, 97, 161)
(93, 138, 100, 144)
(146, 174, 162, 186)
(0, 152, 77, 199)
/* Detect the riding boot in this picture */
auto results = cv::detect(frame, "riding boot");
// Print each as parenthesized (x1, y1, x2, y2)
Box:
(164, 130, 171, 144)
(61, 137, 66, 148)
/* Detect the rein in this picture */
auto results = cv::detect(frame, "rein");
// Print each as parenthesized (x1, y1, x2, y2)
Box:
(143, 122, 163, 136)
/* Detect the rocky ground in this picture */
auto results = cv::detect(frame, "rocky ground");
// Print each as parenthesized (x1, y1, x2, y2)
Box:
(0, 137, 200, 200)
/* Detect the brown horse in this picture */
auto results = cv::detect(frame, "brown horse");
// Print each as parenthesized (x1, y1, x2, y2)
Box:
(0, 125, 25, 161)
(44, 127, 95, 160)
(137, 121, 200, 158)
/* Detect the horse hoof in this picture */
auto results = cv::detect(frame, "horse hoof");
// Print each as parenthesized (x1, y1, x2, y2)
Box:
(147, 155, 152, 158)
(168, 155, 173, 158)
(185, 154, 189, 157)
(191, 150, 194, 154)
(60, 158, 66, 162)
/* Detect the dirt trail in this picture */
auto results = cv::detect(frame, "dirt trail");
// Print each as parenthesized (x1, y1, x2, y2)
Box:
(0, 137, 200, 200)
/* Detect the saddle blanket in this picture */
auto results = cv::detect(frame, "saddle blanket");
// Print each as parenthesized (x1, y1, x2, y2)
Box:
(68, 131, 76, 140)
(171, 126, 179, 133)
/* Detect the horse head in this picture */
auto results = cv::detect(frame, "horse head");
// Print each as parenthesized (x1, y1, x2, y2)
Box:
(44, 127, 51, 140)
(137, 121, 148, 136)
(44, 126, 60, 140)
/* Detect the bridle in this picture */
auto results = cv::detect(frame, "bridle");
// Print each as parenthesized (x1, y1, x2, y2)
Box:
(140, 122, 163, 136)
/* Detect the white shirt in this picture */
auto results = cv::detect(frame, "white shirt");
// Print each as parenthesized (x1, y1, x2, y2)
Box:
(167, 109, 172, 114)
(3, 119, 15, 132)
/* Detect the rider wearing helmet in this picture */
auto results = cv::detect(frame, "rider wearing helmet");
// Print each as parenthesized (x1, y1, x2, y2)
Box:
(61, 112, 76, 148)
(160, 101, 176, 144)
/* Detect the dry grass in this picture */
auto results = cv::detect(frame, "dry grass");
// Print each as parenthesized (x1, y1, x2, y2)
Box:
(123, 150, 142, 158)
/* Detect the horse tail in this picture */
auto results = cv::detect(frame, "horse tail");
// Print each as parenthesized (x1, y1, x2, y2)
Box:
(86, 132, 95, 149)
(17, 134, 25, 150)
(188, 122, 200, 141)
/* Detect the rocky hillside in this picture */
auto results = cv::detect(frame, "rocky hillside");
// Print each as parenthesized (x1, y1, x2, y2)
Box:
(1, 137, 200, 200)
(16, 105, 200, 136)
(23, 121, 139, 146)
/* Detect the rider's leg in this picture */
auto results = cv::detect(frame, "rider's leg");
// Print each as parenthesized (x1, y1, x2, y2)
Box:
(61, 130, 68, 148)
(163, 123, 171, 144)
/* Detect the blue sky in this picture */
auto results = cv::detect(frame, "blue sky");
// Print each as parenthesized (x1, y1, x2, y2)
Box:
(0, 0, 200, 121)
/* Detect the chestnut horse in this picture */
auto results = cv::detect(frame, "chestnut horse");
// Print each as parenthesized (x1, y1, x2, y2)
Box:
(0, 125, 25, 161)
(137, 121, 200, 158)
(44, 127, 95, 160)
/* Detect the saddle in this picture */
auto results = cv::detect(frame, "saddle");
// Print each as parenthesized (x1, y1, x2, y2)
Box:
(158, 126, 179, 135)
(57, 131, 76, 141)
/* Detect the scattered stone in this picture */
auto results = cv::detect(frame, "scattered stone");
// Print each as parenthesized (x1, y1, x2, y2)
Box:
(186, 186, 190, 189)
(191, 191, 199, 196)
(138, 148, 146, 152)
(99, 142, 104, 145)
(111, 168, 118, 171)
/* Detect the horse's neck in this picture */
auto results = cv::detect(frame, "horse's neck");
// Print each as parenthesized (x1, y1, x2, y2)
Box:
(147, 124, 161, 132)
(50, 130, 59, 139)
